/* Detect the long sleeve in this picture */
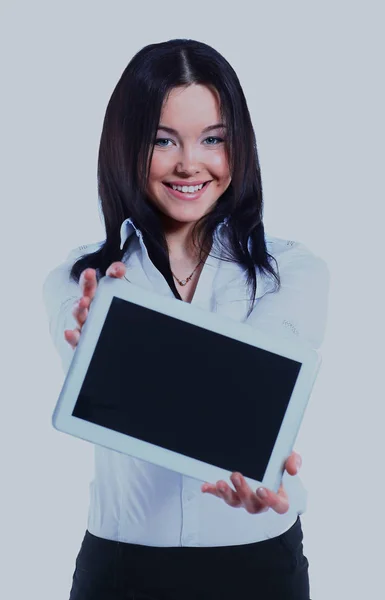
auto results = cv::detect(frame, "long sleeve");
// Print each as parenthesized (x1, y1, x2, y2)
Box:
(42, 243, 102, 374)
(246, 240, 330, 350)
(245, 240, 330, 515)
(55, 223, 324, 546)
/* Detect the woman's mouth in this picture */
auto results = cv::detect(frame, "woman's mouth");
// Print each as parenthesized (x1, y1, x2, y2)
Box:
(162, 180, 211, 201)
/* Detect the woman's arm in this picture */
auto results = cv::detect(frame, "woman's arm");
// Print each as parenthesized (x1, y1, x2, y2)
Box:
(202, 241, 330, 513)
(42, 248, 85, 374)
(246, 241, 330, 349)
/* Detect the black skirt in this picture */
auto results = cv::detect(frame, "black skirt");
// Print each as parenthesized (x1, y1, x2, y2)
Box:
(69, 516, 310, 599)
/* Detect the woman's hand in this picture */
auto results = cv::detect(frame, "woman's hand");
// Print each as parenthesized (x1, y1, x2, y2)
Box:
(64, 262, 127, 349)
(201, 451, 302, 515)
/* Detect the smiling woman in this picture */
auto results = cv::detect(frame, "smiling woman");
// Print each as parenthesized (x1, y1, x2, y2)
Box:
(68, 39, 280, 317)
(42, 37, 330, 600)
(146, 85, 232, 239)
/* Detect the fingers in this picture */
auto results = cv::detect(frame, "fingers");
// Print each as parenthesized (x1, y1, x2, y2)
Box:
(202, 474, 290, 515)
(72, 296, 90, 328)
(79, 268, 98, 301)
(106, 261, 126, 278)
(285, 451, 302, 476)
(202, 481, 242, 508)
(202, 474, 267, 513)
(230, 473, 269, 513)
(64, 327, 81, 350)
(65, 262, 127, 350)
(75, 263, 126, 328)
(256, 483, 289, 514)
(66, 279, 92, 349)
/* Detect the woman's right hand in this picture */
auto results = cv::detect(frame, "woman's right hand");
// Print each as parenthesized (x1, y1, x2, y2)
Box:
(64, 262, 127, 350)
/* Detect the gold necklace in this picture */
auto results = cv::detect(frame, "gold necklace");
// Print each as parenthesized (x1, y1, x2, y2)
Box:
(171, 259, 203, 286)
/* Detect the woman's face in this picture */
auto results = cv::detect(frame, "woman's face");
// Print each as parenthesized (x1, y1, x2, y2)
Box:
(146, 84, 231, 229)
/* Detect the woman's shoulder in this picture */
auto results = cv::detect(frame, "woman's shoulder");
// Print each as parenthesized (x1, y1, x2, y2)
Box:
(264, 233, 328, 271)
(65, 240, 105, 263)
(265, 233, 307, 256)
(43, 240, 105, 298)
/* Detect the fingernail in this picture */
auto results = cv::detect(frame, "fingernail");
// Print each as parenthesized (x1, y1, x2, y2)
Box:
(218, 484, 226, 493)
(233, 476, 241, 487)
(296, 457, 302, 469)
(257, 487, 268, 499)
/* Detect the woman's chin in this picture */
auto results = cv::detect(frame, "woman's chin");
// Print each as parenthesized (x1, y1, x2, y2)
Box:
(159, 206, 209, 225)
(162, 214, 202, 227)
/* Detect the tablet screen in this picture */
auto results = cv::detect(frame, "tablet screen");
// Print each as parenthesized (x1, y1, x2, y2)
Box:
(72, 297, 302, 482)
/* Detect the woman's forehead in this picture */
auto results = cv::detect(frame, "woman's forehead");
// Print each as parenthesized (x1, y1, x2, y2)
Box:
(159, 85, 224, 131)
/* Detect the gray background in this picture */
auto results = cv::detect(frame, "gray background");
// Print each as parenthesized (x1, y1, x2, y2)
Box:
(1, 1, 384, 598)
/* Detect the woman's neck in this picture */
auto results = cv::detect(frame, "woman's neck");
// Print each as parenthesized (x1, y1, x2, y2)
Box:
(163, 221, 208, 262)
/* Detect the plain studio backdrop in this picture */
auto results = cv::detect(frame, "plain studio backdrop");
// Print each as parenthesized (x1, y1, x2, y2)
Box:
(1, 1, 383, 598)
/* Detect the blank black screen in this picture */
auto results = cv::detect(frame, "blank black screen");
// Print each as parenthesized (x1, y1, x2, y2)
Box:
(72, 297, 302, 482)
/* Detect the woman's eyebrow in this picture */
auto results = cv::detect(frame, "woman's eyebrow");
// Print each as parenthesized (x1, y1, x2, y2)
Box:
(157, 123, 226, 134)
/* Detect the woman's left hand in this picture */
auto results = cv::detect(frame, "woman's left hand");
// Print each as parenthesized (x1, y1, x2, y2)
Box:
(201, 451, 302, 515)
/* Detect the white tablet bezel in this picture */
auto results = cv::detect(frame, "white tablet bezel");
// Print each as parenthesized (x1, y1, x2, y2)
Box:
(52, 276, 321, 494)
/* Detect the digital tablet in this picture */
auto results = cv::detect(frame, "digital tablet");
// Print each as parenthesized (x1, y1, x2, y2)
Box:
(52, 277, 322, 494)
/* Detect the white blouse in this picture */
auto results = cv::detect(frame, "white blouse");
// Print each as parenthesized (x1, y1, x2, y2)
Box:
(43, 218, 330, 547)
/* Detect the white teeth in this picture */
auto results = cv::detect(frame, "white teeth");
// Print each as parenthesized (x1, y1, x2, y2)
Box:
(171, 183, 204, 193)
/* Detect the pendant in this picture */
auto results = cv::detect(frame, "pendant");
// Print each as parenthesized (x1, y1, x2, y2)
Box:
(180, 279, 187, 286)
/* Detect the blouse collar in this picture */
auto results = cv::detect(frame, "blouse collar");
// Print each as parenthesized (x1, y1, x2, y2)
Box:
(119, 217, 229, 251)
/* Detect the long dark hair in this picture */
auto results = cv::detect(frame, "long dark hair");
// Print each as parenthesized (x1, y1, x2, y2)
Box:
(70, 38, 280, 316)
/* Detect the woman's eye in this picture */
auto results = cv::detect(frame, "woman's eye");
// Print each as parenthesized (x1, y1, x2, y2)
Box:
(204, 136, 224, 145)
(154, 136, 224, 147)
(154, 138, 172, 147)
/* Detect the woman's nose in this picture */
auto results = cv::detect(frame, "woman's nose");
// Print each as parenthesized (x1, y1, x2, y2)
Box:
(175, 145, 201, 174)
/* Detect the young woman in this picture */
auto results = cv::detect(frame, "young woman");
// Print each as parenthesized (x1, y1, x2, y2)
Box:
(43, 38, 329, 600)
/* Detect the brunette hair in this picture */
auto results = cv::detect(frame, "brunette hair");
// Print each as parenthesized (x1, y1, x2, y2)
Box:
(70, 38, 280, 316)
